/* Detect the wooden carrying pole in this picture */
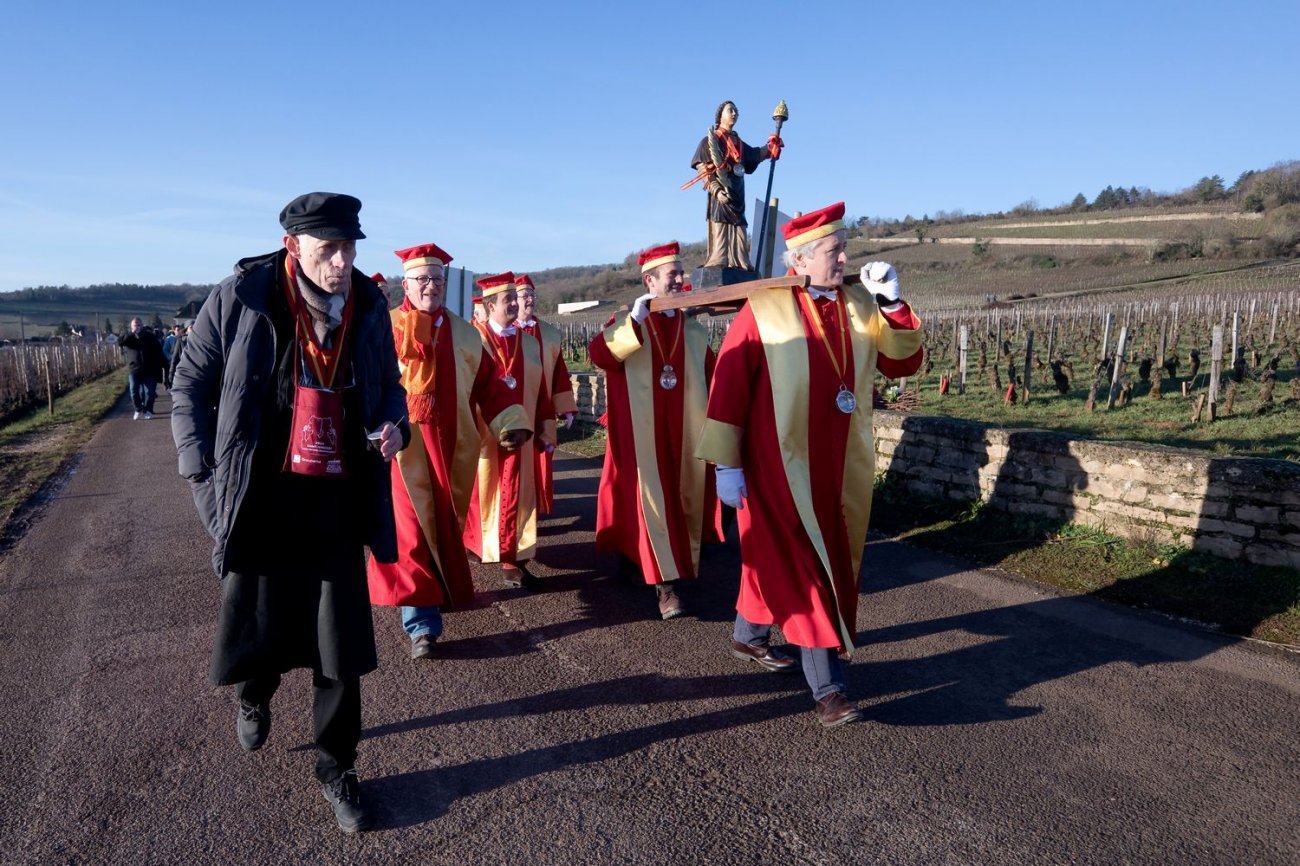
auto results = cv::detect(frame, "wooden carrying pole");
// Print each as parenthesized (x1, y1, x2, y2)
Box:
(648, 275, 810, 315)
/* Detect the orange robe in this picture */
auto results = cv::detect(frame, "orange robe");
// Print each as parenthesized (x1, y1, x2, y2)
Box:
(696, 284, 923, 651)
(590, 310, 722, 583)
(367, 307, 527, 608)
(464, 323, 554, 564)
(518, 317, 576, 514)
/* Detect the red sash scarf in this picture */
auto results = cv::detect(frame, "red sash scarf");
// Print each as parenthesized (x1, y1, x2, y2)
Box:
(281, 255, 355, 388)
(279, 256, 356, 477)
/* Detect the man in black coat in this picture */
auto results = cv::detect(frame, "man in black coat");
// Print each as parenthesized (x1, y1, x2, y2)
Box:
(119, 318, 166, 419)
(171, 192, 409, 833)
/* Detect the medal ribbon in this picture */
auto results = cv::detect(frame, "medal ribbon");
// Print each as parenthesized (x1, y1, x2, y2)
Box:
(477, 321, 521, 379)
(796, 290, 851, 388)
(645, 313, 682, 368)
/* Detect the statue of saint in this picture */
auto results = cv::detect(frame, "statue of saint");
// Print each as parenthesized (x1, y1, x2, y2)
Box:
(690, 101, 782, 271)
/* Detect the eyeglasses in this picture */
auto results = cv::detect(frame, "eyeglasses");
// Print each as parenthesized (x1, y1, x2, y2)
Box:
(405, 275, 445, 287)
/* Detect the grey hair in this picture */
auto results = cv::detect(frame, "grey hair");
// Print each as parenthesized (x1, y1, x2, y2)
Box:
(781, 232, 843, 269)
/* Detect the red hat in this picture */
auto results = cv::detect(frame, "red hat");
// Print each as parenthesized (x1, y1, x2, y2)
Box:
(370, 272, 386, 284)
(394, 242, 453, 272)
(638, 241, 681, 273)
(781, 202, 846, 249)
(475, 271, 517, 299)
(514, 273, 536, 291)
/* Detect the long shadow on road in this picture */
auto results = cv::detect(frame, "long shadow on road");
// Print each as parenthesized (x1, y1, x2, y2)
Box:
(366, 671, 806, 830)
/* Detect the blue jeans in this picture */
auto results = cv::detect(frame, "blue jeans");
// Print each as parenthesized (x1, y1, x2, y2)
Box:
(128, 372, 157, 413)
(733, 612, 846, 700)
(401, 605, 443, 639)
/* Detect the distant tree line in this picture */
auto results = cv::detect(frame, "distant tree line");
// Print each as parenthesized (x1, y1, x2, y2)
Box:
(4, 282, 212, 304)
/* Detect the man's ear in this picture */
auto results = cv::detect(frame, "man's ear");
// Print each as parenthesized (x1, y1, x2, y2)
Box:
(283, 234, 300, 259)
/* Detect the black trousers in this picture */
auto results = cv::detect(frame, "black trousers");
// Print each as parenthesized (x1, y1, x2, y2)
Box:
(237, 673, 360, 784)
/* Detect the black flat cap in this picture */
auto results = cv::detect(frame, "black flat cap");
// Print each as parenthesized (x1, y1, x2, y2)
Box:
(279, 192, 366, 239)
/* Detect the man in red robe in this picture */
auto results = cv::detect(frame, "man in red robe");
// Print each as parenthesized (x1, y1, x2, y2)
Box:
(514, 273, 577, 514)
(464, 272, 555, 589)
(366, 244, 530, 660)
(695, 202, 923, 728)
(590, 241, 721, 620)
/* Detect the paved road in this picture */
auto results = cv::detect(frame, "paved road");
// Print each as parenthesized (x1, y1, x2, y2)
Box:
(2, 392, 1297, 864)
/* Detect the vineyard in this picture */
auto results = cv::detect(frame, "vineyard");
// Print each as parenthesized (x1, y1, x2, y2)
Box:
(0, 342, 123, 421)
(552, 284, 1300, 462)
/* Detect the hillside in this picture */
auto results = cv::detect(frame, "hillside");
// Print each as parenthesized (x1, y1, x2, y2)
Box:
(0, 284, 208, 340)
(526, 162, 1300, 318)
(5, 163, 1297, 337)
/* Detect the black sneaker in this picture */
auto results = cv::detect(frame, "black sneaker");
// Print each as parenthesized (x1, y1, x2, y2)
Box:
(236, 701, 271, 751)
(322, 769, 372, 833)
(502, 563, 540, 591)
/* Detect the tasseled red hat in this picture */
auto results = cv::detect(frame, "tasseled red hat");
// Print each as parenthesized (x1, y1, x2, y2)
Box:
(475, 271, 517, 298)
(394, 242, 453, 271)
(781, 202, 846, 249)
(637, 241, 681, 273)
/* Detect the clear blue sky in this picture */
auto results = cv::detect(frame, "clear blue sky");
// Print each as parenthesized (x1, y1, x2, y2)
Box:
(2, 0, 1297, 292)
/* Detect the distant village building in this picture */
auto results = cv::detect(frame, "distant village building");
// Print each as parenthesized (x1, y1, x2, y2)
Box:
(174, 299, 204, 325)
(557, 300, 602, 315)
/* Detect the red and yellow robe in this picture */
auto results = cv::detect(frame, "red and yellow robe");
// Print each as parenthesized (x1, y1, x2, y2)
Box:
(464, 322, 555, 564)
(518, 317, 576, 514)
(696, 284, 923, 651)
(367, 305, 528, 609)
(590, 310, 722, 584)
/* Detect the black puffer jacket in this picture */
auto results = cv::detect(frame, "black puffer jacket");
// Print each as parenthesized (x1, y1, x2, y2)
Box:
(171, 250, 409, 576)
(120, 328, 167, 377)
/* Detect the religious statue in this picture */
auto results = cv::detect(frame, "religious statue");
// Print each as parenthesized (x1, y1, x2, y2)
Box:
(689, 100, 783, 271)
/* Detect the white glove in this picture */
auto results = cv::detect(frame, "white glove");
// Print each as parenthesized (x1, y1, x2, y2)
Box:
(861, 262, 901, 307)
(715, 465, 748, 510)
(631, 293, 653, 324)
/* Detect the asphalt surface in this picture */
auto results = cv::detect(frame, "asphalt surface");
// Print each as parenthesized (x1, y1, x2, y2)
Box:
(1, 390, 1298, 865)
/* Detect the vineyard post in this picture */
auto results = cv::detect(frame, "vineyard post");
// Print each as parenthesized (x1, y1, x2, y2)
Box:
(1100, 312, 1112, 360)
(44, 350, 54, 417)
(1156, 320, 1167, 376)
(1269, 298, 1279, 345)
(1105, 326, 1128, 410)
(1208, 325, 1223, 422)
(1046, 315, 1056, 360)
(1230, 310, 1240, 366)
(958, 325, 969, 395)
(1022, 330, 1034, 404)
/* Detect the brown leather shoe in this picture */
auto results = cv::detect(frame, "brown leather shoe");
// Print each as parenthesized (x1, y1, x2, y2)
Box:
(815, 692, 862, 728)
(410, 634, 436, 660)
(656, 584, 684, 620)
(731, 640, 798, 672)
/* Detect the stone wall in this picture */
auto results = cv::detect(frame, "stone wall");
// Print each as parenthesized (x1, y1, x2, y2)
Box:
(571, 372, 606, 424)
(568, 373, 1300, 568)
(873, 412, 1300, 569)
